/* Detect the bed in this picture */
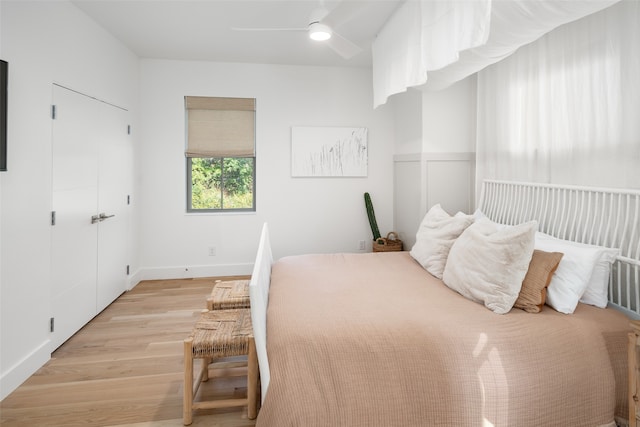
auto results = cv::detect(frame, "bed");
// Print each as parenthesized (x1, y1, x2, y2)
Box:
(249, 180, 640, 427)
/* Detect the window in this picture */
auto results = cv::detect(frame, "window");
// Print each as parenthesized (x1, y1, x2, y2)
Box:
(185, 96, 255, 212)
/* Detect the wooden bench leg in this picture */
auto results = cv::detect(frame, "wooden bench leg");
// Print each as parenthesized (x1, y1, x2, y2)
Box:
(201, 357, 211, 382)
(183, 338, 194, 426)
(630, 332, 638, 427)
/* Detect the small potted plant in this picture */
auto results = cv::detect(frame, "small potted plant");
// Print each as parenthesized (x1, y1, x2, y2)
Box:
(364, 192, 403, 252)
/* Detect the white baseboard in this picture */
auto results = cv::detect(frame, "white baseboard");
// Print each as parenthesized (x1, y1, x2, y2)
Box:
(1, 339, 51, 401)
(129, 263, 254, 287)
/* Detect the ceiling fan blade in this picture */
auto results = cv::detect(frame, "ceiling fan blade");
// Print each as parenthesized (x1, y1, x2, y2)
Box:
(322, 1, 368, 29)
(232, 27, 307, 32)
(327, 31, 362, 59)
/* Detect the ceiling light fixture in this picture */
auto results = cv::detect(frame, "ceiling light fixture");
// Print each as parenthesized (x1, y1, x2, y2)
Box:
(309, 22, 332, 41)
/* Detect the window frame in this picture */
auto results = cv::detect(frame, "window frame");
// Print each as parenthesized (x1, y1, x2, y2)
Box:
(186, 156, 256, 213)
(184, 95, 256, 214)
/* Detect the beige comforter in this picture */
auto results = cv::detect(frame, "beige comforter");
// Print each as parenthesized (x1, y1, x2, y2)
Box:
(257, 252, 629, 427)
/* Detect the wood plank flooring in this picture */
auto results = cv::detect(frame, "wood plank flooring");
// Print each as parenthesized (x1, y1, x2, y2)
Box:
(0, 276, 257, 427)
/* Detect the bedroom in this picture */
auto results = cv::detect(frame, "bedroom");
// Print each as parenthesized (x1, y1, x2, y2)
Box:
(1, 0, 639, 423)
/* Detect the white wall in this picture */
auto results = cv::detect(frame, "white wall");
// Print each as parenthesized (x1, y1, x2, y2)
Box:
(421, 75, 477, 153)
(0, 1, 138, 400)
(137, 59, 395, 280)
(392, 76, 477, 248)
(390, 89, 422, 155)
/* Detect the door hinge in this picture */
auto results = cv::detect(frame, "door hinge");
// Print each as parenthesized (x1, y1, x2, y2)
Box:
(51, 105, 56, 120)
(50, 317, 55, 332)
(51, 211, 56, 226)
(127, 124, 131, 135)
(126, 265, 130, 275)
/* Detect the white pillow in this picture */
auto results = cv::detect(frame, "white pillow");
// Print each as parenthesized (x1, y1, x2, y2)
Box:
(472, 209, 508, 230)
(472, 208, 489, 221)
(410, 204, 474, 279)
(534, 232, 619, 310)
(580, 247, 619, 307)
(442, 219, 537, 314)
(534, 232, 617, 313)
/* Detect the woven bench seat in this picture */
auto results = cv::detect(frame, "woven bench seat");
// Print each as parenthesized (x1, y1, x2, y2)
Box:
(206, 279, 250, 311)
(183, 308, 258, 425)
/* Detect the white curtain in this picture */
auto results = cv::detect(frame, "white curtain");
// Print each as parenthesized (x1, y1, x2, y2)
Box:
(372, 0, 491, 108)
(372, 0, 620, 108)
(476, 0, 640, 191)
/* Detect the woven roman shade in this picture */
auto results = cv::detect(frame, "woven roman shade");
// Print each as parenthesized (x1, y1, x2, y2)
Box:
(185, 96, 255, 158)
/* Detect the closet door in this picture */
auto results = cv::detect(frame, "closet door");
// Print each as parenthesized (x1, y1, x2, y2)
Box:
(96, 103, 130, 312)
(51, 87, 100, 350)
(51, 85, 130, 350)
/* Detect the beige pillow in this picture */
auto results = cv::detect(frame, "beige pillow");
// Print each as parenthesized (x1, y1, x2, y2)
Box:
(442, 218, 537, 314)
(410, 204, 474, 279)
(514, 250, 564, 313)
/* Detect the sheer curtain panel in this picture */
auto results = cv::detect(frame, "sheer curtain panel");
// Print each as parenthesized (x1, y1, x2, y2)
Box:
(372, 0, 490, 108)
(372, 0, 620, 108)
(476, 0, 640, 191)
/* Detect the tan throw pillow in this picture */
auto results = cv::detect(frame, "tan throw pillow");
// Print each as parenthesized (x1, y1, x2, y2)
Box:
(514, 250, 564, 313)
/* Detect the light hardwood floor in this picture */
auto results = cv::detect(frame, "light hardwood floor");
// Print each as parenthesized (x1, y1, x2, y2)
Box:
(0, 277, 257, 427)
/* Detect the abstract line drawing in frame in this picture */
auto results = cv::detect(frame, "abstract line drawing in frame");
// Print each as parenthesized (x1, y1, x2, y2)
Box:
(291, 126, 368, 177)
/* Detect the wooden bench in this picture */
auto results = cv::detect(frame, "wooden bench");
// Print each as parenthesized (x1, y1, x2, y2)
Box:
(183, 308, 258, 425)
(206, 279, 250, 311)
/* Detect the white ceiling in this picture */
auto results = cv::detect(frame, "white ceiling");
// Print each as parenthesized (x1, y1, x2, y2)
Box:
(71, 0, 405, 68)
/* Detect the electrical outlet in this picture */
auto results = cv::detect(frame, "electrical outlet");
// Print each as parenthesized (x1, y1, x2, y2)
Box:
(358, 240, 366, 250)
(208, 246, 216, 256)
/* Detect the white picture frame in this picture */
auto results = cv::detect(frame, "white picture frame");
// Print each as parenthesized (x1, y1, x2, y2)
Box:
(291, 126, 368, 177)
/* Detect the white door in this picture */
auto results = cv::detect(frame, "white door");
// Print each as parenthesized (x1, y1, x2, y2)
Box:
(51, 85, 130, 349)
(96, 103, 131, 312)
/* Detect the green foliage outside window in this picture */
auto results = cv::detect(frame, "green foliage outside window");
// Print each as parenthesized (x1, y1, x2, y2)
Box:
(190, 157, 254, 210)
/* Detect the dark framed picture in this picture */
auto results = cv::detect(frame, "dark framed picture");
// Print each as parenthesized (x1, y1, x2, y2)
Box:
(0, 59, 7, 172)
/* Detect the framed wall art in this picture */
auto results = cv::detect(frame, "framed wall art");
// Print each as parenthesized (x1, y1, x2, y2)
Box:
(291, 126, 368, 177)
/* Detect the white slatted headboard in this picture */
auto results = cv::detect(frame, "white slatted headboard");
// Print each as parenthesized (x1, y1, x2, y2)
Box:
(478, 180, 640, 318)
